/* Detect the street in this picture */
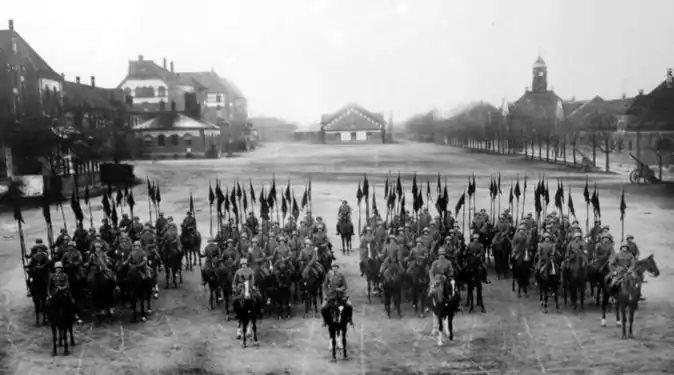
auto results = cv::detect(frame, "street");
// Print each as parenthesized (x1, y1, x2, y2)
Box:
(1, 142, 673, 374)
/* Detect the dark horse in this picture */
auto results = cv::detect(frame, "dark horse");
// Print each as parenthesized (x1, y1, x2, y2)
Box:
(536, 256, 561, 313)
(273, 261, 294, 319)
(460, 255, 486, 313)
(162, 237, 183, 288)
(180, 229, 202, 271)
(336, 215, 354, 255)
(325, 292, 350, 361)
(428, 277, 460, 346)
(363, 243, 381, 304)
(64, 261, 86, 324)
(406, 257, 429, 317)
(382, 262, 403, 319)
(563, 251, 588, 311)
(124, 265, 154, 322)
(511, 249, 533, 298)
(491, 232, 511, 280)
(29, 262, 51, 326)
(301, 262, 323, 318)
(86, 264, 117, 324)
(47, 286, 76, 356)
(604, 255, 660, 339)
(233, 279, 260, 348)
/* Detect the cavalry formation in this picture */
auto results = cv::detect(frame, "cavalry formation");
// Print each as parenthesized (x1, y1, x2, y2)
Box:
(13, 172, 661, 361)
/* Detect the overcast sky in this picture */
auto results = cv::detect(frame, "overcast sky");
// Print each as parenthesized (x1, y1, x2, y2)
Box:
(6, 0, 674, 124)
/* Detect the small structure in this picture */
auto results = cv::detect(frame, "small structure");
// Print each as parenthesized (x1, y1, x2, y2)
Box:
(320, 103, 387, 143)
(133, 111, 220, 159)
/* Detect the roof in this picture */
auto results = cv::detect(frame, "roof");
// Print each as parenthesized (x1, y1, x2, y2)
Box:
(567, 96, 604, 123)
(533, 56, 547, 69)
(562, 100, 586, 115)
(178, 70, 244, 99)
(321, 103, 386, 131)
(602, 97, 634, 115)
(134, 112, 219, 131)
(120, 60, 205, 90)
(63, 81, 123, 111)
(0, 29, 61, 81)
(510, 90, 566, 123)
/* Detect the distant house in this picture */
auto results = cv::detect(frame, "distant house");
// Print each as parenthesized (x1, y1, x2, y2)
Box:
(117, 55, 207, 117)
(320, 103, 387, 144)
(132, 111, 220, 159)
(249, 117, 296, 142)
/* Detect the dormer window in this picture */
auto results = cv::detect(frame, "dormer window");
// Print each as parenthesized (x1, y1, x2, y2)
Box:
(216, 94, 222, 103)
(158, 86, 166, 97)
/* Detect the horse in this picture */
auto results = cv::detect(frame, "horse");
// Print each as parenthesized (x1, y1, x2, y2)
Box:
(233, 279, 260, 348)
(536, 256, 561, 313)
(336, 215, 354, 255)
(491, 232, 511, 280)
(86, 263, 117, 324)
(63, 262, 85, 324)
(47, 286, 76, 356)
(316, 242, 333, 276)
(563, 251, 588, 311)
(381, 262, 403, 319)
(460, 255, 486, 313)
(180, 229, 202, 271)
(363, 243, 382, 304)
(162, 238, 183, 288)
(511, 249, 533, 298)
(301, 261, 323, 318)
(604, 255, 660, 339)
(29, 262, 51, 326)
(325, 292, 350, 361)
(273, 261, 294, 319)
(124, 265, 154, 322)
(428, 277, 460, 346)
(406, 257, 429, 317)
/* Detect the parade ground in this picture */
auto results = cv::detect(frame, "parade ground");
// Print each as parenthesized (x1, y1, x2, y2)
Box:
(0, 142, 673, 374)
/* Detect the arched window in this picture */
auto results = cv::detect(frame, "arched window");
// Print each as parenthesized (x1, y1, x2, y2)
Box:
(170, 134, 179, 146)
(147, 87, 156, 97)
(157, 86, 166, 97)
(124, 87, 132, 96)
(157, 134, 166, 147)
(184, 133, 192, 146)
(134, 87, 142, 97)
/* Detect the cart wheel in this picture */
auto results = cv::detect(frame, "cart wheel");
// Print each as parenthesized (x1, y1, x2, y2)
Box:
(628, 169, 640, 184)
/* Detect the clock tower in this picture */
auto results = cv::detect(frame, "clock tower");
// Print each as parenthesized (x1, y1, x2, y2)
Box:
(532, 56, 548, 93)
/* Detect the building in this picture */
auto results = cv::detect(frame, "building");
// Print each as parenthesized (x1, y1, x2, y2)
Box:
(117, 55, 207, 116)
(132, 110, 220, 159)
(320, 103, 387, 143)
(249, 117, 296, 142)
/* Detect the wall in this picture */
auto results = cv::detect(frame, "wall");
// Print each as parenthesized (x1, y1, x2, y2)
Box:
(612, 131, 674, 166)
(137, 129, 220, 158)
(121, 79, 168, 105)
(38, 78, 62, 95)
(205, 93, 226, 108)
(325, 130, 384, 144)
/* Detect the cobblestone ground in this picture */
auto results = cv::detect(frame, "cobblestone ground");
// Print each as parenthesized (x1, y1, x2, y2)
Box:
(0, 143, 672, 374)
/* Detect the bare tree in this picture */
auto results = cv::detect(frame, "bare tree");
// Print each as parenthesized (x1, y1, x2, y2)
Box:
(587, 110, 620, 172)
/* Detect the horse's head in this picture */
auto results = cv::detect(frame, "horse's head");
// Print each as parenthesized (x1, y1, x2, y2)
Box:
(243, 279, 251, 300)
(637, 254, 660, 278)
(429, 277, 445, 304)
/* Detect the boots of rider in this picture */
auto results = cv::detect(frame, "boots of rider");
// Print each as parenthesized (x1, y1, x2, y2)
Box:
(320, 299, 330, 326)
(482, 263, 491, 284)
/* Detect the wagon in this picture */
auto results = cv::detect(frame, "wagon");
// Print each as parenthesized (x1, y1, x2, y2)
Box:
(628, 153, 660, 184)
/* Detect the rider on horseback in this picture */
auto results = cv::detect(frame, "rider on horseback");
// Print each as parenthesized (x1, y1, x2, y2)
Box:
(466, 233, 490, 283)
(536, 233, 556, 275)
(337, 200, 352, 222)
(155, 212, 168, 237)
(27, 238, 49, 259)
(594, 233, 614, 269)
(221, 238, 240, 266)
(62, 244, 85, 280)
(272, 236, 295, 273)
(55, 228, 70, 248)
(321, 263, 353, 327)
(313, 216, 326, 233)
(181, 211, 197, 237)
(47, 262, 72, 302)
(119, 214, 132, 233)
(379, 234, 402, 276)
(607, 242, 635, 291)
(359, 227, 376, 277)
(232, 258, 262, 305)
(202, 238, 221, 285)
(89, 242, 116, 281)
(246, 212, 259, 235)
(313, 225, 335, 260)
(563, 230, 587, 268)
(625, 235, 639, 259)
(299, 238, 323, 279)
(117, 232, 134, 259)
(284, 217, 297, 235)
(124, 242, 151, 282)
(428, 248, 455, 300)
(406, 238, 430, 274)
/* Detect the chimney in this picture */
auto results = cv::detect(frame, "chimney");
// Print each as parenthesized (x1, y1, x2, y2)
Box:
(570, 96, 576, 102)
(666, 68, 673, 88)
(171, 101, 176, 111)
(138, 54, 144, 62)
(90, 76, 95, 87)
(159, 100, 166, 111)
(170, 61, 174, 73)
(60, 73, 65, 81)
(8, 19, 13, 31)
(638, 89, 644, 96)
(76, 76, 81, 84)
(163, 58, 167, 70)
(621, 93, 627, 100)
(525, 86, 529, 93)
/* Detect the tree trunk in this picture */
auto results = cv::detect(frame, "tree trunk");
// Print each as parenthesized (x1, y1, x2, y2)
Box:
(592, 131, 597, 167)
(605, 137, 610, 172)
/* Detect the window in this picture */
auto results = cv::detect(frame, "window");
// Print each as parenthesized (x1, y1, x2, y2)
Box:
(134, 87, 143, 97)
(350, 132, 357, 140)
(628, 140, 633, 151)
(215, 94, 222, 103)
(157, 86, 166, 97)
(157, 134, 166, 147)
(144, 135, 153, 147)
(170, 134, 179, 146)
(184, 134, 192, 146)
(124, 87, 132, 96)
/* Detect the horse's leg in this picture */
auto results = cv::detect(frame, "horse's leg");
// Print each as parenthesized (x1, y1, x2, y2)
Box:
(478, 283, 486, 313)
(436, 313, 443, 346)
(241, 320, 248, 348)
(342, 326, 348, 358)
(51, 325, 58, 356)
(543, 288, 549, 314)
(620, 304, 627, 339)
(34, 298, 40, 327)
(627, 304, 635, 339)
(62, 327, 70, 355)
(69, 323, 75, 346)
(395, 287, 402, 318)
(331, 328, 337, 360)
(554, 282, 560, 311)
(164, 265, 170, 289)
(367, 280, 371, 304)
(384, 288, 391, 319)
(173, 266, 179, 288)
(252, 317, 258, 343)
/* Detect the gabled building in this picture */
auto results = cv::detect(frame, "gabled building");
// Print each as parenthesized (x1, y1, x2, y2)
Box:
(320, 103, 387, 143)
(117, 55, 207, 116)
(178, 69, 247, 124)
(62, 75, 131, 130)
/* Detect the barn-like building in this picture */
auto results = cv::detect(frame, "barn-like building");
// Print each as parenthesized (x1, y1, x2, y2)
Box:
(320, 104, 387, 143)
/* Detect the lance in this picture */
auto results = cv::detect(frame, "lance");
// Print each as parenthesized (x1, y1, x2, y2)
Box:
(88, 201, 93, 228)
(497, 181, 501, 218)
(358, 200, 362, 237)
(209, 202, 213, 238)
(60, 204, 68, 233)
(462, 187, 467, 237)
